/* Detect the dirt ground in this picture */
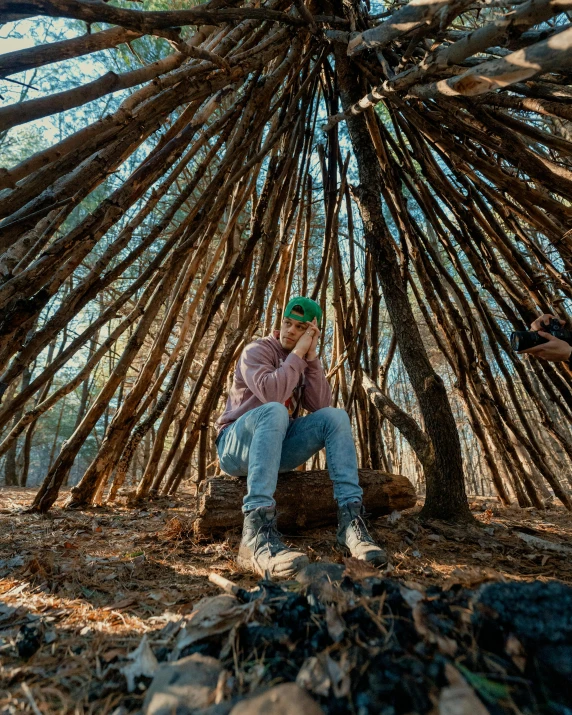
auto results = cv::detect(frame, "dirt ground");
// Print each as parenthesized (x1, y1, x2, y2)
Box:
(1, 487, 572, 714)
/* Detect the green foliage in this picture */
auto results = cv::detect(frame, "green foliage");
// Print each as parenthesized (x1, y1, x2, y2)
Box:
(457, 664, 511, 705)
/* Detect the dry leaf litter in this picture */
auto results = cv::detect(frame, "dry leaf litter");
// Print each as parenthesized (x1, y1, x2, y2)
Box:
(1, 488, 572, 714)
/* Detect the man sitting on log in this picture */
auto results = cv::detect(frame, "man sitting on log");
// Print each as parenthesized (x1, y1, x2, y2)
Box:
(215, 296, 386, 578)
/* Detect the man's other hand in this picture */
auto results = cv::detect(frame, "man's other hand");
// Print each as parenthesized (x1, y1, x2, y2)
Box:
(530, 313, 564, 331)
(520, 332, 572, 362)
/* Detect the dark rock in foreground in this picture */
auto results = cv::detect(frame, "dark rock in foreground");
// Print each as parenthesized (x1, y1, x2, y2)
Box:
(143, 572, 572, 715)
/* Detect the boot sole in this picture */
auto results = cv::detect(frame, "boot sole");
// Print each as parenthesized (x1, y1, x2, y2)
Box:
(236, 552, 309, 579)
(336, 542, 388, 568)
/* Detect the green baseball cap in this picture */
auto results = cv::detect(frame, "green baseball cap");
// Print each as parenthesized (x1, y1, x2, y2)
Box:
(283, 296, 322, 324)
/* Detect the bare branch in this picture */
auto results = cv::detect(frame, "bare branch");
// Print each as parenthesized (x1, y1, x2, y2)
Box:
(0, 27, 142, 78)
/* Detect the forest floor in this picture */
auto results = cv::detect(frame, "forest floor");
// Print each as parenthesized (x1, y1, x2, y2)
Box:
(1, 487, 572, 714)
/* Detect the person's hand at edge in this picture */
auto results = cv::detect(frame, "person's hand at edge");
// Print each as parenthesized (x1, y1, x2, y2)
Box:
(520, 332, 572, 362)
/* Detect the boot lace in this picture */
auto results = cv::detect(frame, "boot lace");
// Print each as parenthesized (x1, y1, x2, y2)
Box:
(350, 514, 375, 544)
(255, 516, 288, 557)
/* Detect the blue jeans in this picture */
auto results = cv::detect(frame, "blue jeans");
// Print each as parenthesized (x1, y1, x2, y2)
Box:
(216, 403, 363, 513)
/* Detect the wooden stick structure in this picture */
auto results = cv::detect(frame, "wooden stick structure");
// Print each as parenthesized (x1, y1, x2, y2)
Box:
(0, 0, 571, 521)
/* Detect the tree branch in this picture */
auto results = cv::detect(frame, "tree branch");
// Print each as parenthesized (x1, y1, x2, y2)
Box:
(0, 0, 345, 32)
(410, 26, 572, 97)
(362, 372, 432, 466)
(0, 26, 143, 78)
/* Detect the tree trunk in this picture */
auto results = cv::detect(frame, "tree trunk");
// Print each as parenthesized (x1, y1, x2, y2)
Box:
(333, 45, 472, 522)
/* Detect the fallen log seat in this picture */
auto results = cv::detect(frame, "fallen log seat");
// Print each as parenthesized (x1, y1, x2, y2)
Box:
(193, 469, 417, 536)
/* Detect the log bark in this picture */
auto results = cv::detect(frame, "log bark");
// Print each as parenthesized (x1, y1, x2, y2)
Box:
(193, 469, 417, 535)
(28, 257, 183, 512)
(394, 0, 572, 89)
(362, 373, 431, 465)
(477, 93, 572, 121)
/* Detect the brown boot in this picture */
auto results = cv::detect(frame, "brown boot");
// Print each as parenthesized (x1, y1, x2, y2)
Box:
(337, 501, 387, 566)
(237, 507, 309, 578)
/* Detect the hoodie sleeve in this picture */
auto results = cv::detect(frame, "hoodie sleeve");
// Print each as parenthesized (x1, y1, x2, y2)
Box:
(302, 357, 332, 412)
(240, 341, 307, 404)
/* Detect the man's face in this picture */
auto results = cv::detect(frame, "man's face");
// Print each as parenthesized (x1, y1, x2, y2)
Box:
(279, 312, 307, 351)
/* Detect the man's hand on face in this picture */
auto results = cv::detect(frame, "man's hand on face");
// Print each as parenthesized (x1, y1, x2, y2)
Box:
(520, 332, 572, 362)
(305, 319, 321, 361)
(293, 319, 320, 360)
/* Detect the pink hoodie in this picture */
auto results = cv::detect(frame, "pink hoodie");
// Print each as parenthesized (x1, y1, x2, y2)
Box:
(215, 331, 332, 434)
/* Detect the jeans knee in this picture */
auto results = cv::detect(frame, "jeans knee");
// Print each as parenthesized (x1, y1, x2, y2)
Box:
(257, 402, 289, 429)
(319, 407, 351, 429)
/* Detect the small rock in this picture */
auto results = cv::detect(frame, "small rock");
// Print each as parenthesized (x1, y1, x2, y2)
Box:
(15, 622, 44, 659)
(229, 683, 325, 714)
(0, 604, 17, 622)
(325, 605, 345, 642)
(489, 520, 508, 530)
(44, 630, 57, 644)
(143, 653, 223, 715)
